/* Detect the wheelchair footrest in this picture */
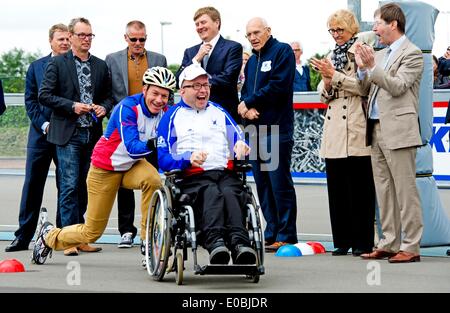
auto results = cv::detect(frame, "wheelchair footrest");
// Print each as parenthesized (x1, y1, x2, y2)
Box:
(195, 264, 263, 276)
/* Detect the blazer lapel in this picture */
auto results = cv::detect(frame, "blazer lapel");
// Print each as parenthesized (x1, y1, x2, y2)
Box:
(65, 51, 80, 94)
(206, 36, 224, 71)
(386, 38, 409, 71)
(90, 56, 97, 97)
(120, 49, 129, 94)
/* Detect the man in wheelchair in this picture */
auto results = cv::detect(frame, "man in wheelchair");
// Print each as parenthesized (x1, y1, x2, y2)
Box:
(31, 67, 176, 264)
(157, 64, 257, 265)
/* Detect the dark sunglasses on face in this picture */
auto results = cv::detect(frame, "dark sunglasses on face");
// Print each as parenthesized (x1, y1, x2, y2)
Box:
(128, 35, 147, 43)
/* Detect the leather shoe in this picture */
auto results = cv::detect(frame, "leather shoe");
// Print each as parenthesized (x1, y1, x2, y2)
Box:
(332, 247, 349, 256)
(447, 249, 449, 256)
(64, 246, 79, 256)
(352, 249, 372, 257)
(78, 244, 102, 253)
(5, 238, 29, 252)
(388, 251, 420, 263)
(360, 249, 396, 260)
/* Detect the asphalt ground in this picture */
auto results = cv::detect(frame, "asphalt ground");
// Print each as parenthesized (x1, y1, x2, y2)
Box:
(0, 168, 449, 294)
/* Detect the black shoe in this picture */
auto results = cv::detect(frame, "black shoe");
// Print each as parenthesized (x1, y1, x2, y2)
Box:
(332, 247, 349, 256)
(5, 238, 29, 252)
(352, 248, 372, 257)
(209, 246, 230, 264)
(447, 249, 450, 256)
(233, 245, 257, 264)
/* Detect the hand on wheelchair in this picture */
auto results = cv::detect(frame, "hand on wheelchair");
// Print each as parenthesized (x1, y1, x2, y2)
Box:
(233, 140, 250, 160)
(190, 151, 208, 167)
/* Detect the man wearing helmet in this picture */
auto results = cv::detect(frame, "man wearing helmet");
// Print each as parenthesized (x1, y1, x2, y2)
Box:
(31, 67, 176, 265)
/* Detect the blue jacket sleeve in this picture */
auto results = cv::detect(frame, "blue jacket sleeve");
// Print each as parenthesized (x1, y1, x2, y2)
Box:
(25, 62, 47, 132)
(157, 107, 192, 171)
(0, 80, 5, 116)
(119, 105, 151, 159)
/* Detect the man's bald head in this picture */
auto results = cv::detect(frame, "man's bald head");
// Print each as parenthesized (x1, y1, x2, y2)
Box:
(245, 17, 271, 52)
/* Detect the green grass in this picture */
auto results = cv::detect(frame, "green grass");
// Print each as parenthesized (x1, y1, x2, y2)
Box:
(0, 106, 29, 156)
(0, 127, 28, 156)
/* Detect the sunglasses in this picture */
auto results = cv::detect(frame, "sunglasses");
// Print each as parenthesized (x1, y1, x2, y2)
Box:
(127, 35, 147, 43)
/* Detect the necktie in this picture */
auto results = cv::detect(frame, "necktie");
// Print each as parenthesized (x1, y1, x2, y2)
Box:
(202, 53, 210, 69)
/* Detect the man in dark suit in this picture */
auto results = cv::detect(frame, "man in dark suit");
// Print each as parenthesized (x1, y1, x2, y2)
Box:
(39, 17, 113, 256)
(5, 24, 70, 253)
(105, 20, 167, 248)
(177, 6, 242, 121)
(0, 79, 5, 116)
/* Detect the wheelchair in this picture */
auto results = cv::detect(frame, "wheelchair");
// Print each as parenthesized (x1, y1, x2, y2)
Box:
(143, 163, 265, 285)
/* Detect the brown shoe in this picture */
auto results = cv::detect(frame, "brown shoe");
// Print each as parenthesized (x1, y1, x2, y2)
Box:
(265, 242, 288, 253)
(64, 246, 79, 256)
(360, 249, 396, 260)
(388, 251, 420, 263)
(78, 244, 102, 253)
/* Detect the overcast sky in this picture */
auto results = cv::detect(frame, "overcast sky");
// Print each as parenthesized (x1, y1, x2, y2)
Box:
(1, 0, 449, 65)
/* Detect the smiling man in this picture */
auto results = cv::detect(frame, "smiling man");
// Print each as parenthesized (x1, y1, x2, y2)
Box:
(32, 67, 176, 265)
(177, 6, 242, 121)
(157, 64, 256, 265)
(38, 17, 114, 257)
(105, 20, 167, 249)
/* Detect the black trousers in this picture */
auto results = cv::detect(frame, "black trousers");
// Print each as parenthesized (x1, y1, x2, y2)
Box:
(117, 188, 137, 237)
(179, 170, 250, 252)
(325, 156, 375, 251)
(15, 144, 60, 244)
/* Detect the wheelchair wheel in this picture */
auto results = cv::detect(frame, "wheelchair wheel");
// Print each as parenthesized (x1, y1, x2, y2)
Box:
(175, 250, 184, 285)
(145, 187, 172, 281)
(248, 196, 265, 267)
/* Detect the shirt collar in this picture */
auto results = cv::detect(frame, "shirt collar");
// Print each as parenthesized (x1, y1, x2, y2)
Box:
(128, 48, 147, 60)
(178, 98, 210, 110)
(388, 35, 406, 54)
(204, 33, 220, 50)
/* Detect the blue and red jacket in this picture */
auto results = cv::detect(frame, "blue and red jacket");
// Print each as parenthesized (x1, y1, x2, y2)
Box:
(91, 93, 161, 171)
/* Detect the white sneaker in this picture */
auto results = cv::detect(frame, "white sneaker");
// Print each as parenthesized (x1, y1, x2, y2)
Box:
(34, 207, 48, 241)
(118, 232, 134, 248)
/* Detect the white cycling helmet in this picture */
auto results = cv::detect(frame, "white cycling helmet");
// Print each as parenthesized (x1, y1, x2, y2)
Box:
(143, 66, 177, 92)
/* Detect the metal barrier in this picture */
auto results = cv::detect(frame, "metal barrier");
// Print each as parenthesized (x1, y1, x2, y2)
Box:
(3, 91, 450, 181)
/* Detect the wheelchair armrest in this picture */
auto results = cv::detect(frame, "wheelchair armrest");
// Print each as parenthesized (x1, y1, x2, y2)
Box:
(233, 161, 252, 173)
(164, 169, 182, 178)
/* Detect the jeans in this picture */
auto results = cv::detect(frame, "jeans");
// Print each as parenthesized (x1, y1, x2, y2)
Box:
(56, 128, 95, 227)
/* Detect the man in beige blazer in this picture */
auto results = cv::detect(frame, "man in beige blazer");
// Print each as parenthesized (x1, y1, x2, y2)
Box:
(355, 3, 424, 263)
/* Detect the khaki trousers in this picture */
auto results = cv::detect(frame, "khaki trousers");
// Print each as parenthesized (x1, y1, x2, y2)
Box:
(46, 160, 161, 250)
(371, 123, 423, 254)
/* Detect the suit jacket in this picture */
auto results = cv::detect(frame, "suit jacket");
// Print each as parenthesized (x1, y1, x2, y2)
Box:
(177, 36, 242, 119)
(358, 38, 423, 149)
(105, 49, 167, 104)
(24, 54, 54, 148)
(38, 50, 113, 146)
(0, 79, 5, 116)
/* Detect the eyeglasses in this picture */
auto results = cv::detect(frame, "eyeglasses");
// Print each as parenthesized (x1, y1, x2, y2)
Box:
(328, 28, 345, 35)
(73, 33, 95, 40)
(127, 35, 147, 43)
(292, 49, 302, 52)
(182, 83, 211, 90)
(245, 27, 268, 39)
